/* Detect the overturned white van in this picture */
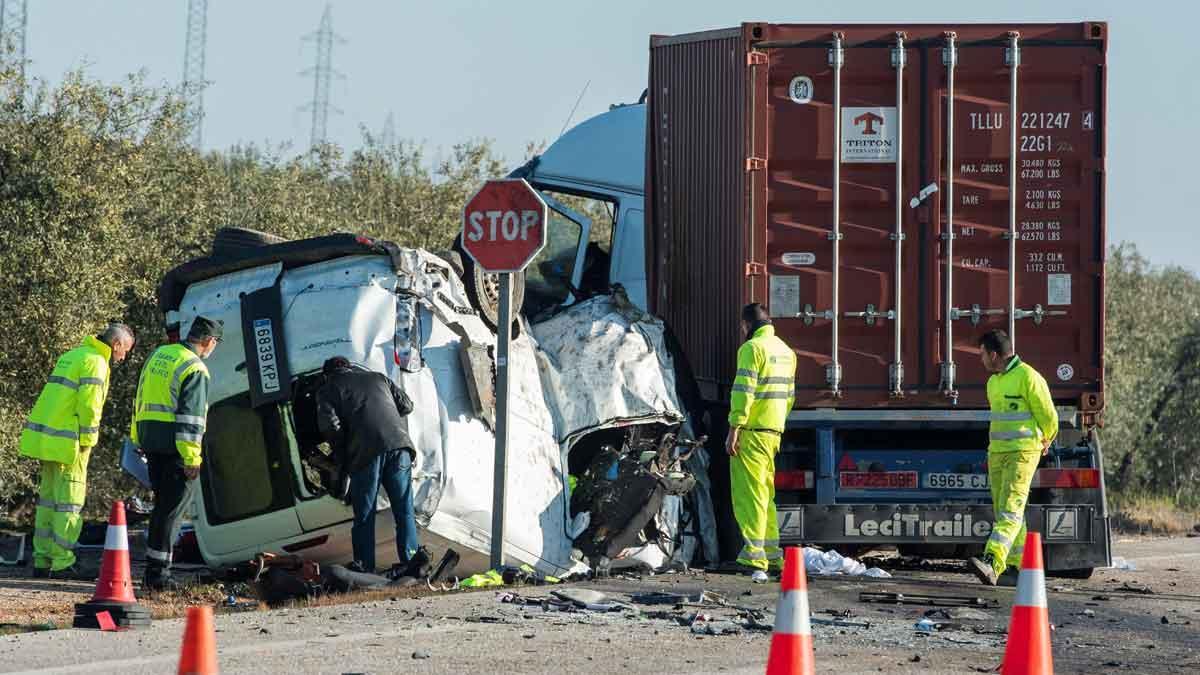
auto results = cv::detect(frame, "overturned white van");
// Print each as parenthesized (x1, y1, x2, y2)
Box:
(153, 231, 715, 577)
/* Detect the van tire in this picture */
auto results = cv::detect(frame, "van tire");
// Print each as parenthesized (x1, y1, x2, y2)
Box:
(211, 227, 286, 258)
(451, 235, 526, 330)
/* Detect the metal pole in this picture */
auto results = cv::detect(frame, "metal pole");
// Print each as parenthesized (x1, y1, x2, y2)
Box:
(891, 32, 906, 396)
(489, 272, 512, 570)
(940, 33, 958, 398)
(1007, 32, 1021, 346)
(828, 32, 844, 395)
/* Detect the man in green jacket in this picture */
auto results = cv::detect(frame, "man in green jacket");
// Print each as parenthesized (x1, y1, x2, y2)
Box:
(131, 316, 220, 591)
(20, 323, 135, 579)
(969, 329, 1058, 586)
(726, 303, 796, 583)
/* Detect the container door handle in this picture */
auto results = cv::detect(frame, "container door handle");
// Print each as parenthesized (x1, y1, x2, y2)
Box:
(1014, 304, 1067, 325)
(844, 304, 896, 326)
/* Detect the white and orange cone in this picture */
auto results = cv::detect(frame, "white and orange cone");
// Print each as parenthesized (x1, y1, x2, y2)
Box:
(765, 546, 815, 675)
(1000, 531, 1053, 675)
(74, 500, 151, 629)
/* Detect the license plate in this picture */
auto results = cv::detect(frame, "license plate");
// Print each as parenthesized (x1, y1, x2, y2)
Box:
(923, 473, 989, 490)
(840, 471, 918, 489)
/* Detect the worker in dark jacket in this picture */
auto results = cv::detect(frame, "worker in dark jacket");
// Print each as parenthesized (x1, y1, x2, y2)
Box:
(316, 356, 418, 573)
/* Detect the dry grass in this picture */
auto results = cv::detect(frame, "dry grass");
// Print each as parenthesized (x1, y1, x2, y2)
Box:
(1109, 492, 1200, 536)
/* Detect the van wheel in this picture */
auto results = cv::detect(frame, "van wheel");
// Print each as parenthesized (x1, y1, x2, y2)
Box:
(211, 227, 286, 258)
(1048, 567, 1094, 580)
(451, 235, 526, 331)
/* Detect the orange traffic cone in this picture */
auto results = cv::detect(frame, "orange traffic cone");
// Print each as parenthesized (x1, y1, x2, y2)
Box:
(178, 605, 219, 675)
(1000, 531, 1054, 675)
(765, 547, 815, 675)
(74, 500, 151, 629)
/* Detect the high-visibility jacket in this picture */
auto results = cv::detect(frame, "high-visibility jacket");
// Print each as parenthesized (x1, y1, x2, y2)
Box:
(19, 336, 112, 464)
(986, 356, 1058, 453)
(131, 343, 210, 467)
(728, 325, 797, 432)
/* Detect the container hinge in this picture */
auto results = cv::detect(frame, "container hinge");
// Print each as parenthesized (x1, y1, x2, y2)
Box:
(746, 50, 768, 66)
(745, 157, 767, 172)
(745, 262, 766, 277)
(889, 232, 906, 241)
(827, 231, 844, 241)
(1014, 304, 1068, 326)
(843, 304, 895, 326)
(799, 304, 834, 326)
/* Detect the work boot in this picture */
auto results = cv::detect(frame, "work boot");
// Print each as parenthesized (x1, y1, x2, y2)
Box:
(997, 566, 1020, 587)
(49, 563, 98, 581)
(968, 556, 999, 586)
(346, 560, 373, 575)
(144, 574, 185, 592)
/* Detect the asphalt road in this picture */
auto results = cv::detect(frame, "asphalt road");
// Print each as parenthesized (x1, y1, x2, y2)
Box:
(2, 536, 1198, 674)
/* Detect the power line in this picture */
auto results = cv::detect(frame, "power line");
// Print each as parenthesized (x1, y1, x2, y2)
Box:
(299, 4, 345, 150)
(182, 0, 208, 149)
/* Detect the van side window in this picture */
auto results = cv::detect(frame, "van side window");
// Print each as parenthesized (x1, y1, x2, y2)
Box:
(201, 394, 295, 524)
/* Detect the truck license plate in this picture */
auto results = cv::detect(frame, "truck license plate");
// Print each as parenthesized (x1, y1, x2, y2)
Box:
(840, 471, 918, 489)
(923, 473, 989, 490)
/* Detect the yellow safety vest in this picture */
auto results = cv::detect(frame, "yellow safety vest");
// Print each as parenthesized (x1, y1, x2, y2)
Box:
(729, 325, 797, 432)
(131, 343, 209, 466)
(19, 336, 112, 464)
(986, 356, 1058, 453)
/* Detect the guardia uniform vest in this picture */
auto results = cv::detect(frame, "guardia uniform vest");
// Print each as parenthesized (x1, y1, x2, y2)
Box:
(131, 343, 210, 466)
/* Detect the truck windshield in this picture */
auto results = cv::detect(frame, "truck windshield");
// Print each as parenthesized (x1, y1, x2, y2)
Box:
(523, 197, 590, 317)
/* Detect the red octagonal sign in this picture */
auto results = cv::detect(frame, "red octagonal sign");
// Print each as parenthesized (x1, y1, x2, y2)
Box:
(461, 178, 548, 273)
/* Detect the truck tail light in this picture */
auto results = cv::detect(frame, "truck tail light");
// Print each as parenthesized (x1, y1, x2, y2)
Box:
(1031, 468, 1100, 489)
(776, 470, 814, 490)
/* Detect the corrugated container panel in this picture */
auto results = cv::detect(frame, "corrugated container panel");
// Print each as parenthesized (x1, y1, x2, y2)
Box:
(649, 22, 1106, 410)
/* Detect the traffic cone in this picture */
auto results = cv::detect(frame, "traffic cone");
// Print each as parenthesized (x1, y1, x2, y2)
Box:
(74, 500, 151, 629)
(1000, 531, 1053, 675)
(178, 606, 219, 675)
(765, 547, 815, 675)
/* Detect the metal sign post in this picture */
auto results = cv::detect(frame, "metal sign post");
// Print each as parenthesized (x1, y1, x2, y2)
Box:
(460, 178, 548, 571)
(490, 273, 512, 569)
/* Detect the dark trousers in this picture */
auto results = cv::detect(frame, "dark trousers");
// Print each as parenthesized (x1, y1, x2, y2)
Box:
(145, 454, 199, 580)
(350, 448, 418, 572)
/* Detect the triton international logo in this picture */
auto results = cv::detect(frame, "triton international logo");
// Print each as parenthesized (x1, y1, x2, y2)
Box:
(842, 107, 897, 163)
(853, 111, 884, 135)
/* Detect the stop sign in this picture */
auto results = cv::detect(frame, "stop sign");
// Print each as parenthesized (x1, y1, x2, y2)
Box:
(461, 178, 548, 273)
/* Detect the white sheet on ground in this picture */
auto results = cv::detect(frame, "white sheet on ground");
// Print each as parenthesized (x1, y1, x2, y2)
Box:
(804, 548, 892, 578)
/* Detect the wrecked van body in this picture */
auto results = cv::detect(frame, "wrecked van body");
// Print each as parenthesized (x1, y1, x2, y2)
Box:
(154, 232, 711, 577)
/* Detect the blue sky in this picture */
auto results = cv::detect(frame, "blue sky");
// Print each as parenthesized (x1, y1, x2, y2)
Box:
(24, 1, 1198, 271)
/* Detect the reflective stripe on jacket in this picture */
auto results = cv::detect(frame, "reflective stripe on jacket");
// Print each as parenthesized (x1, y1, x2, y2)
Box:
(131, 343, 210, 466)
(986, 356, 1058, 453)
(19, 336, 112, 464)
(728, 325, 797, 432)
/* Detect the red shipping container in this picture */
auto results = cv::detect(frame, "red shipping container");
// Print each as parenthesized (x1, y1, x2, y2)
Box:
(647, 22, 1106, 411)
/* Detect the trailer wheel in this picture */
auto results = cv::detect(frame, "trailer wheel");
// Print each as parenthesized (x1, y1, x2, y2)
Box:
(1048, 567, 1094, 580)
(451, 235, 526, 331)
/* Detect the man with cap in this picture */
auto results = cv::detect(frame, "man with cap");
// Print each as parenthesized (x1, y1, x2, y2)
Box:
(131, 315, 222, 591)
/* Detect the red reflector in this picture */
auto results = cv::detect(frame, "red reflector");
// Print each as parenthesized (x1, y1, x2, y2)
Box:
(837, 454, 858, 471)
(282, 535, 329, 553)
(1031, 468, 1100, 489)
(775, 470, 814, 490)
(355, 235, 375, 246)
(840, 471, 918, 489)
